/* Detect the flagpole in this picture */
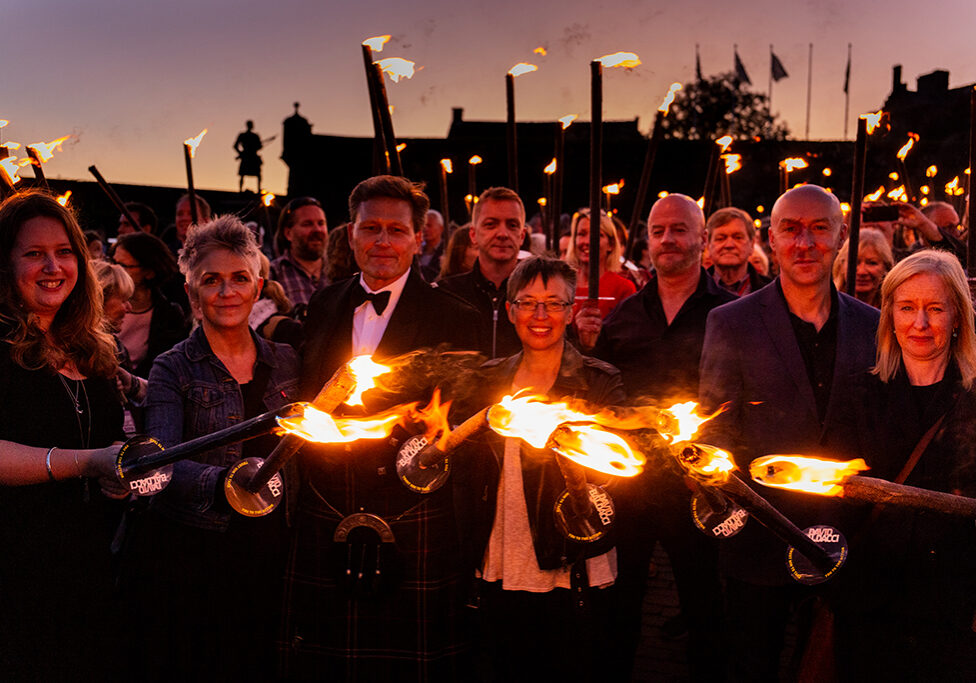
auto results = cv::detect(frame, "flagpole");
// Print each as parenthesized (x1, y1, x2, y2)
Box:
(844, 44, 852, 140)
(805, 43, 813, 139)
(768, 45, 774, 105)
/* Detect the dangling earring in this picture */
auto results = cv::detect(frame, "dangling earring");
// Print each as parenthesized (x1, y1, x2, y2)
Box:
(953, 328, 959, 339)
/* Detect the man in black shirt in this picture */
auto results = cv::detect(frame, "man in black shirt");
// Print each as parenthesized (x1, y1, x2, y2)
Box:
(437, 187, 526, 358)
(593, 194, 735, 681)
(699, 185, 879, 681)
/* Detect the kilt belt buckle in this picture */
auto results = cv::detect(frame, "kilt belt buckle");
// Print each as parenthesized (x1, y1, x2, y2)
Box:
(334, 512, 397, 590)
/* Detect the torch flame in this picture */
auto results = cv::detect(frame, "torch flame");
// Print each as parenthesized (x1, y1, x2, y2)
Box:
(946, 176, 965, 196)
(658, 82, 682, 114)
(887, 185, 908, 202)
(722, 153, 742, 175)
(544, 158, 557, 175)
(183, 128, 208, 158)
(602, 180, 623, 195)
(56, 190, 72, 207)
(715, 135, 734, 153)
(549, 425, 644, 477)
(276, 403, 405, 444)
(441, 158, 453, 174)
(396, 142, 407, 152)
(896, 132, 919, 161)
(674, 442, 737, 485)
(534, 46, 547, 56)
(888, 172, 900, 181)
(488, 393, 595, 449)
(413, 388, 453, 448)
(345, 355, 393, 407)
(376, 57, 417, 83)
(508, 62, 538, 77)
(26, 135, 71, 163)
(362, 35, 391, 52)
(862, 110, 885, 135)
(779, 157, 809, 172)
(0, 157, 21, 185)
(0, 120, 7, 128)
(538, 197, 547, 206)
(696, 197, 705, 209)
(926, 165, 938, 178)
(658, 401, 720, 443)
(657, 191, 670, 199)
(596, 52, 642, 69)
(261, 192, 275, 207)
(469, 155, 483, 165)
(559, 114, 578, 130)
(864, 186, 885, 202)
(749, 454, 869, 496)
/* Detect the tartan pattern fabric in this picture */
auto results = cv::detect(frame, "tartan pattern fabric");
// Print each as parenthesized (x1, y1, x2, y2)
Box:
(270, 252, 329, 307)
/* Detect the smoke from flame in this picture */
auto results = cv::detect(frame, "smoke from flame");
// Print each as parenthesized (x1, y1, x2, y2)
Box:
(750, 454, 868, 495)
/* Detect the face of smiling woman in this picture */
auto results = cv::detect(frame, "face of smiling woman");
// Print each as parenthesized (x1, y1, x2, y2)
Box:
(507, 274, 575, 353)
(11, 216, 79, 330)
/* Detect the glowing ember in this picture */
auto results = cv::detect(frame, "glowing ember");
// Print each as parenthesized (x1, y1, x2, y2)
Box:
(508, 62, 538, 77)
(658, 82, 682, 114)
(596, 52, 641, 69)
(277, 403, 404, 444)
(344, 355, 393, 407)
(544, 158, 557, 174)
(559, 114, 578, 129)
(864, 186, 885, 202)
(862, 110, 885, 135)
(56, 190, 72, 207)
(469, 155, 482, 165)
(603, 180, 624, 195)
(362, 35, 391, 52)
(750, 454, 868, 496)
(396, 143, 407, 152)
(376, 57, 416, 83)
(26, 135, 71, 163)
(722, 153, 742, 175)
(548, 425, 644, 477)
(926, 165, 938, 177)
(0, 157, 21, 185)
(440, 158, 453, 174)
(183, 128, 208, 158)
(779, 157, 808, 172)
(896, 132, 919, 161)
(887, 185, 908, 202)
(715, 135, 734, 153)
(534, 46, 547, 56)
(261, 192, 275, 207)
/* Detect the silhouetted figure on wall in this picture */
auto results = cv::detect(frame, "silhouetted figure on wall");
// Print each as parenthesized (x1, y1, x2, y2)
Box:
(234, 120, 263, 193)
(282, 103, 314, 198)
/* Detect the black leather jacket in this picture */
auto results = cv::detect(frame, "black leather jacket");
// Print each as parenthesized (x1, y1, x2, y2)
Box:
(452, 343, 626, 575)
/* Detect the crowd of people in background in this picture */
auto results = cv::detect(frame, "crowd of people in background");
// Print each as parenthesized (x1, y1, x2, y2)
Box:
(0, 175, 973, 682)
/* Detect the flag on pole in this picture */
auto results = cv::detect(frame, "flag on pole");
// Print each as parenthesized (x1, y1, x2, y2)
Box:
(696, 44, 703, 81)
(734, 48, 752, 86)
(843, 50, 851, 94)
(771, 51, 788, 81)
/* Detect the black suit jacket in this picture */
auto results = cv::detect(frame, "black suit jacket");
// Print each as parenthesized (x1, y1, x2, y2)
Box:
(699, 279, 880, 584)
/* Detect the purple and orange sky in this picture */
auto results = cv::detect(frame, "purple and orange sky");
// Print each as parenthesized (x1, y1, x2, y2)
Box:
(4, 0, 976, 195)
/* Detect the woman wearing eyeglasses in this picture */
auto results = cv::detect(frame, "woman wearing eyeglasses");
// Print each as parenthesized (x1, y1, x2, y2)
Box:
(452, 256, 625, 682)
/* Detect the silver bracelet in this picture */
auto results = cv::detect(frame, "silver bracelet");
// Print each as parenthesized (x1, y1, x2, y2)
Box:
(45, 447, 57, 482)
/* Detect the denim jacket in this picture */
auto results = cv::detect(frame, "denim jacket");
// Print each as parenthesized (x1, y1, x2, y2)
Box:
(145, 325, 300, 531)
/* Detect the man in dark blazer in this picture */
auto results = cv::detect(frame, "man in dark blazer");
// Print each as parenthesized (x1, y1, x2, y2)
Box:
(699, 185, 880, 682)
(282, 176, 481, 681)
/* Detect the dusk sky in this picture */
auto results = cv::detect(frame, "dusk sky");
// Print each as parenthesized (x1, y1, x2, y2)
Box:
(5, 0, 976, 195)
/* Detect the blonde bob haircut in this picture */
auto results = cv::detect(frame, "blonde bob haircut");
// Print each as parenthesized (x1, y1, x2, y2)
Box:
(566, 208, 623, 274)
(873, 249, 976, 389)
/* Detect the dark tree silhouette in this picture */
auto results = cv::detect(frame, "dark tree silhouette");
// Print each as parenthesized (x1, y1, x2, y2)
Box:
(660, 72, 790, 141)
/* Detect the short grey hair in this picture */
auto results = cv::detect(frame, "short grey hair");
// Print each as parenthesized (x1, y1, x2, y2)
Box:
(178, 215, 263, 287)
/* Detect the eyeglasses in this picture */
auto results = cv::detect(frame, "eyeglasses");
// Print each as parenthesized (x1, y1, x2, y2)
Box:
(511, 299, 573, 314)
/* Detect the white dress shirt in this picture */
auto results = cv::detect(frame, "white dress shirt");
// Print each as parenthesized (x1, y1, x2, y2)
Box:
(351, 269, 411, 356)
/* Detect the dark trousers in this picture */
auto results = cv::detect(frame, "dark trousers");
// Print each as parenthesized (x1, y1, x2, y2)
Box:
(475, 580, 614, 683)
(609, 475, 727, 682)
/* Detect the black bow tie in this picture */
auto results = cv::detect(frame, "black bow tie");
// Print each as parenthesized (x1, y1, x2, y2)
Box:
(353, 286, 392, 315)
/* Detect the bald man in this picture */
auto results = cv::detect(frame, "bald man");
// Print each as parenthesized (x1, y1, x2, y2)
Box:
(699, 185, 880, 681)
(593, 194, 735, 681)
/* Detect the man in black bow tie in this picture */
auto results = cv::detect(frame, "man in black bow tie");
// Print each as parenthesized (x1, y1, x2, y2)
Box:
(283, 175, 481, 681)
